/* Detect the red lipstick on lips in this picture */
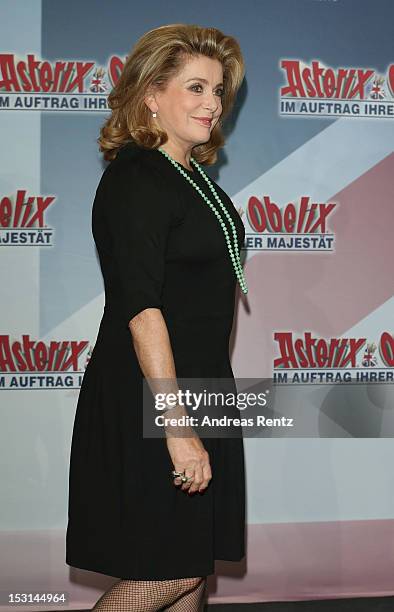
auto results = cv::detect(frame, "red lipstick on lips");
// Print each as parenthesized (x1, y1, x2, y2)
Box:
(192, 117, 212, 126)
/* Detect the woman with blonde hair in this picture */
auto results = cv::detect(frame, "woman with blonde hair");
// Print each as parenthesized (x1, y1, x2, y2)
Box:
(66, 22, 247, 611)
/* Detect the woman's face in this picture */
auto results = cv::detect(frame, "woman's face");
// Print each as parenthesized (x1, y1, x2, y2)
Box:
(148, 54, 224, 148)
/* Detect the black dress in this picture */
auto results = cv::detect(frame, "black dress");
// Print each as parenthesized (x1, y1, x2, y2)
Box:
(65, 141, 246, 580)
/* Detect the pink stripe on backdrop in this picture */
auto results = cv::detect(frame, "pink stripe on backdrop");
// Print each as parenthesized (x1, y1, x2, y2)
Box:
(1, 523, 394, 609)
(232, 153, 394, 378)
(209, 519, 394, 603)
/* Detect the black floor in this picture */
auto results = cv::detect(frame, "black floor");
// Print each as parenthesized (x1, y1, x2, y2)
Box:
(203, 596, 394, 610)
(68, 596, 394, 611)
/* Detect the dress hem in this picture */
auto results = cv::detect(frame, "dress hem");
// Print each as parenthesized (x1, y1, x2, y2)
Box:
(65, 558, 217, 580)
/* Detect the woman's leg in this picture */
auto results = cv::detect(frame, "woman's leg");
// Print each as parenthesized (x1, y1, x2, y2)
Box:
(163, 577, 206, 611)
(91, 576, 204, 612)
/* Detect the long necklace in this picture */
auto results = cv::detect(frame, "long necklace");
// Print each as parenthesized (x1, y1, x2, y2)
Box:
(158, 147, 248, 294)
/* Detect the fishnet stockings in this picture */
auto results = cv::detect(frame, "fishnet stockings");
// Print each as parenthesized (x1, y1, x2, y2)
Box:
(91, 576, 206, 612)
(163, 576, 206, 611)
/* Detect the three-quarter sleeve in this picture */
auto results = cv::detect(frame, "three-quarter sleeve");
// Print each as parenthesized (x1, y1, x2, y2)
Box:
(100, 157, 174, 327)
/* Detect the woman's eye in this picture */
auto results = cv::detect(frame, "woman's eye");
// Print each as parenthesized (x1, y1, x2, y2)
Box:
(190, 84, 224, 97)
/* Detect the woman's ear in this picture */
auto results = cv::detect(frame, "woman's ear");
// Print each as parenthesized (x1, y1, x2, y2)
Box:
(143, 89, 158, 114)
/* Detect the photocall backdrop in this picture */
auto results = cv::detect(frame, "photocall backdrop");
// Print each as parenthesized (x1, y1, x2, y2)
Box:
(1, 0, 394, 609)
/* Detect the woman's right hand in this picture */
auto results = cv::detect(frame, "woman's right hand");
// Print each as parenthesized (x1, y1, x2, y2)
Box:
(165, 412, 212, 494)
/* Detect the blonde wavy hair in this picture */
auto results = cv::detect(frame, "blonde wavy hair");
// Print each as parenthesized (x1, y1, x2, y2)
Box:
(98, 23, 245, 164)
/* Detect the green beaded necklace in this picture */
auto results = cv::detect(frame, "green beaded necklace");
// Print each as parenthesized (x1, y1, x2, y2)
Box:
(157, 147, 248, 295)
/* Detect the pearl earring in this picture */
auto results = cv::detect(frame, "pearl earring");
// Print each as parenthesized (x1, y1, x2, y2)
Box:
(152, 112, 157, 118)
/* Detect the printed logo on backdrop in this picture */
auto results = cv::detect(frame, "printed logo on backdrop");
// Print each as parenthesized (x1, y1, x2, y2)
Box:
(0, 189, 56, 246)
(272, 331, 394, 384)
(0, 335, 93, 389)
(279, 59, 394, 119)
(0, 53, 126, 112)
(242, 195, 336, 252)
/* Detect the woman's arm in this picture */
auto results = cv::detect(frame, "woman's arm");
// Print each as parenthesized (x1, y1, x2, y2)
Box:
(129, 307, 179, 382)
(99, 159, 211, 493)
(129, 307, 212, 494)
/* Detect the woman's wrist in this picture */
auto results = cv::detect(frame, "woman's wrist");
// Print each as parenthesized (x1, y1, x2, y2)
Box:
(161, 403, 198, 438)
